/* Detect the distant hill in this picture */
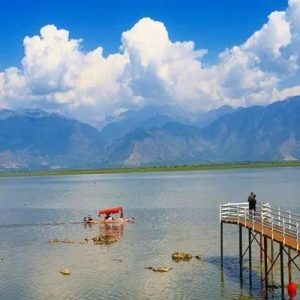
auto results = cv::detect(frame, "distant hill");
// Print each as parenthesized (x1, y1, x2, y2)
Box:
(201, 96, 300, 161)
(104, 96, 300, 165)
(0, 96, 300, 170)
(194, 105, 236, 128)
(0, 109, 105, 170)
(98, 104, 235, 144)
(102, 123, 211, 166)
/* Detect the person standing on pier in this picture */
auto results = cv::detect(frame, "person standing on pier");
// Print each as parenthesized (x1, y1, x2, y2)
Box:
(248, 193, 257, 218)
(248, 192, 254, 204)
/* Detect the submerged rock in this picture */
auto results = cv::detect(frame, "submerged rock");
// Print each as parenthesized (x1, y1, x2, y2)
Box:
(112, 259, 123, 262)
(172, 252, 192, 261)
(91, 234, 119, 245)
(60, 268, 70, 275)
(146, 266, 173, 272)
(48, 239, 75, 244)
(195, 255, 203, 261)
(48, 239, 60, 243)
(62, 240, 76, 244)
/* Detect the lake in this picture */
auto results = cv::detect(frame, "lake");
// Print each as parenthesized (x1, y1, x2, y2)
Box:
(1, 168, 300, 299)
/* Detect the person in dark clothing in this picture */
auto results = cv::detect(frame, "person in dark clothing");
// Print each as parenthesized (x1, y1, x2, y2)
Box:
(248, 192, 254, 217)
(83, 214, 93, 222)
(248, 192, 254, 206)
(105, 213, 114, 221)
(252, 194, 257, 210)
(249, 194, 257, 218)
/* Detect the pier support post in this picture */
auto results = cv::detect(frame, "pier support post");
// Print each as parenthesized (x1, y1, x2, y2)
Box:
(271, 240, 274, 283)
(260, 234, 263, 264)
(264, 236, 268, 294)
(220, 221, 223, 266)
(280, 244, 284, 298)
(239, 225, 243, 279)
(288, 248, 292, 284)
(248, 228, 252, 287)
(260, 233, 263, 288)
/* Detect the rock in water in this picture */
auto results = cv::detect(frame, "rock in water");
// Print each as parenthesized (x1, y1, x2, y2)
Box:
(48, 239, 75, 244)
(92, 234, 119, 245)
(172, 252, 193, 261)
(60, 268, 70, 275)
(195, 255, 203, 261)
(48, 239, 60, 243)
(146, 266, 172, 272)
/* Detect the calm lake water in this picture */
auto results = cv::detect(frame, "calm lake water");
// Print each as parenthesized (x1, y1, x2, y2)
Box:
(0, 168, 300, 299)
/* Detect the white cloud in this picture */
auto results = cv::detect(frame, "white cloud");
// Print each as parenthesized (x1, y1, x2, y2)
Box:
(121, 17, 210, 107)
(243, 11, 291, 59)
(22, 25, 81, 94)
(0, 1, 300, 123)
(0, 25, 133, 120)
(214, 1, 299, 107)
(276, 84, 300, 100)
(0, 67, 28, 104)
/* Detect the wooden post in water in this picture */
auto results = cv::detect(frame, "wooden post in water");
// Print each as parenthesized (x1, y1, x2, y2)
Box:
(288, 247, 292, 283)
(248, 228, 252, 288)
(264, 236, 268, 295)
(260, 233, 263, 263)
(260, 233, 263, 288)
(280, 244, 284, 299)
(239, 225, 243, 280)
(220, 221, 223, 266)
(271, 239, 274, 284)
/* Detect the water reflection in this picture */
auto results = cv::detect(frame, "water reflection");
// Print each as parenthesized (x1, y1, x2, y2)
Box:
(1, 169, 300, 299)
(83, 221, 125, 239)
(100, 223, 124, 238)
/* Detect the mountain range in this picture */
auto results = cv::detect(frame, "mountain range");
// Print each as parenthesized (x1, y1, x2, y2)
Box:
(0, 96, 299, 170)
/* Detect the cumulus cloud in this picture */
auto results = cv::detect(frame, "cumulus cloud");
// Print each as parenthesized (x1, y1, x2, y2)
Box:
(0, 0, 300, 123)
(243, 11, 291, 60)
(121, 18, 209, 106)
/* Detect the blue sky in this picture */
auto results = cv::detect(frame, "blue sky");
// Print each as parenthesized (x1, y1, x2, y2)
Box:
(0, 0, 299, 123)
(0, 0, 288, 68)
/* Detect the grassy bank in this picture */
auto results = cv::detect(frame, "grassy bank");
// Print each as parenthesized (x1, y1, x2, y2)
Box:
(1, 161, 300, 178)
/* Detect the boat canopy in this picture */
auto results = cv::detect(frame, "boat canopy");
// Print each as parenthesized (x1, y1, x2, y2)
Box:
(98, 206, 123, 216)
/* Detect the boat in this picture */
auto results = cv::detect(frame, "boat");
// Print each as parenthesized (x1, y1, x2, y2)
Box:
(83, 206, 134, 224)
(98, 206, 124, 217)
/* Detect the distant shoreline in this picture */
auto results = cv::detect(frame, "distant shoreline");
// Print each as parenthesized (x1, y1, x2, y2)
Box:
(1, 161, 300, 178)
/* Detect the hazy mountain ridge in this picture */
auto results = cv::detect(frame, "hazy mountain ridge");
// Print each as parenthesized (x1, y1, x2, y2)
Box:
(0, 109, 105, 169)
(201, 96, 300, 161)
(98, 104, 235, 144)
(0, 97, 299, 170)
(103, 123, 211, 166)
(104, 96, 300, 165)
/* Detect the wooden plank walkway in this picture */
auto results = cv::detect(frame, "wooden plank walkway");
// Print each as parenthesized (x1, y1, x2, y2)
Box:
(220, 203, 300, 252)
(220, 203, 300, 298)
(222, 216, 300, 252)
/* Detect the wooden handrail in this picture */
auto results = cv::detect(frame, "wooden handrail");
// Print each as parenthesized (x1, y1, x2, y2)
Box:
(220, 202, 300, 250)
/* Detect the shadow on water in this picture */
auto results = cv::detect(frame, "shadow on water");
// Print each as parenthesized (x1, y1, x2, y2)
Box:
(206, 256, 283, 299)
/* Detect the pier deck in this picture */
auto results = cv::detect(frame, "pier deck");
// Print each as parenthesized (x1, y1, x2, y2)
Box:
(220, 202, 300, 252)
(220, 202, 300, 298)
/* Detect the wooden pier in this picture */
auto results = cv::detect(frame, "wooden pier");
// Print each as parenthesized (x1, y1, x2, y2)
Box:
(220, 202, 300, 298)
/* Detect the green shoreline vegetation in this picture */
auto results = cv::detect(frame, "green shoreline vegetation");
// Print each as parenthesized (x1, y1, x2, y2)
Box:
(0, 161, 300, 178)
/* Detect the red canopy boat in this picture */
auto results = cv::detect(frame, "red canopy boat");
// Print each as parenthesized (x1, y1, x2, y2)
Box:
(83, 206, 134, 224)
(98, 206, 123, 217)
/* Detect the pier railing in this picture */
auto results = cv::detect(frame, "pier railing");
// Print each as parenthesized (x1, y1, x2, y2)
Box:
(220, 202, 300, 250)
